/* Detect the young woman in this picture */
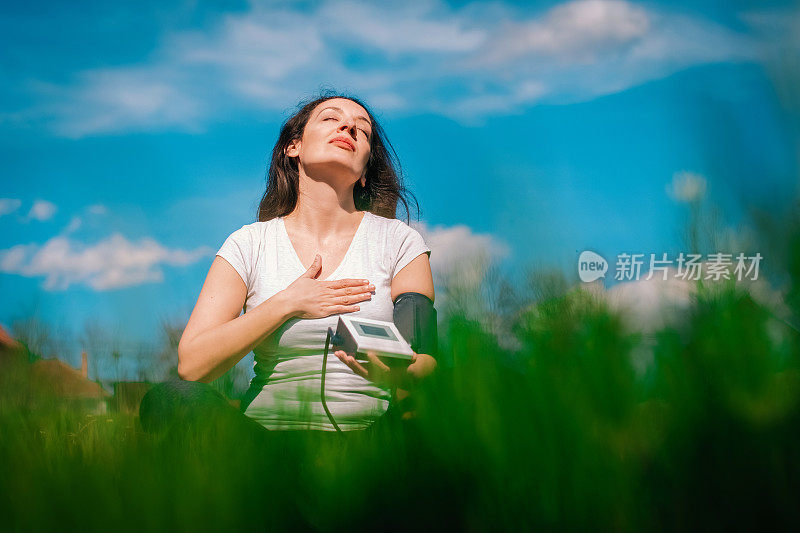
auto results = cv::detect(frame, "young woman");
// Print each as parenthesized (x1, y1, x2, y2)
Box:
(140, 94, 436, 436)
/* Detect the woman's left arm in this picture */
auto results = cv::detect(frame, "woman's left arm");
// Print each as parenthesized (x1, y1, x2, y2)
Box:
(390, 253, 437, 382)
(333, 252, 437, 385)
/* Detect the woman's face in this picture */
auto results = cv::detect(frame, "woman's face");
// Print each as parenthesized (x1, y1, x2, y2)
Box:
(286, 98, 373, 185)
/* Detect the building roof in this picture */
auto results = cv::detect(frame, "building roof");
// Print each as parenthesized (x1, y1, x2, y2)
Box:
(0, 324, 21, 350)
(31, 358, 110, 399)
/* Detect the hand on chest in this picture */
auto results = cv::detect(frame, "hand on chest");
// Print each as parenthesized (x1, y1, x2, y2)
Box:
(280, 213, 368, 281)
(292, 238, 353, 280)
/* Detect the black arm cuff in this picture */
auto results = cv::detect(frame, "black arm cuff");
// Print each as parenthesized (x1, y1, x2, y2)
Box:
(392, 292, 438, 358)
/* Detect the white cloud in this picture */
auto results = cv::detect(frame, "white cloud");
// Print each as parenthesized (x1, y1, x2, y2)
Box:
(414, 221, 509, 289)
(578, 272, 790, 374)
(27, 199, 57, 221)
(0, 233, 212, 291)
(434, 80, 548, 122)
(600, 274, 695, 334)
(25, 0, 758, 136)
(45, 67, 204, 138)
(583, 265, 787, 335)
(0, 198, 22, 217)
(0, 243, 36, 272)
(477, 0, 650, 65)
(87, 204, 108, 215)
(411, 220, 513, 348)
(667, 170, 707, 203)
(316, 0, 487, 54)
(467, 2, 755, 105)
(63, 216, 82, 234)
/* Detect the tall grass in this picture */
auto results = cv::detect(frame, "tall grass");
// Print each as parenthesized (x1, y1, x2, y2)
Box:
(2, 274, 799, 531)
(4, 208, 800, 531)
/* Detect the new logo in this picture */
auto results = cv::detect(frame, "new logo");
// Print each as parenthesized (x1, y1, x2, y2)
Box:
(578, 250, 608, 282)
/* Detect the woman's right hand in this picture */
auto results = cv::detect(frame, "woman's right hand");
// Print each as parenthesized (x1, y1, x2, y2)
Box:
(281, 254, 374, 319)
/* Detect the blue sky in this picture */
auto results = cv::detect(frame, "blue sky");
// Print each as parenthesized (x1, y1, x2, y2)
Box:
(1, 0, 798, 377)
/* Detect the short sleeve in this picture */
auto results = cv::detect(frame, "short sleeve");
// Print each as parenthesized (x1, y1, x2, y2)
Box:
(216, 225, 253, 290)
(392, 221, 432, 279)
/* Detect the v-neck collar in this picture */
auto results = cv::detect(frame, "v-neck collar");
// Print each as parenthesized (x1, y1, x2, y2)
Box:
(279, 211, 369, 281)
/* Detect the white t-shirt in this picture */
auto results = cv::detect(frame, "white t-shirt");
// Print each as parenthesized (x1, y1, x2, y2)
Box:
(216, 211, 431, 431)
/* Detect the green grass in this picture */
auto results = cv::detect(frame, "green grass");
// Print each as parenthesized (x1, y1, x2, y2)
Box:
(2, 280, 800, 531)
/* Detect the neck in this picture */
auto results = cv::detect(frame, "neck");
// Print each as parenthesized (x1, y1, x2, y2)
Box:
(286, 170, 361, 238)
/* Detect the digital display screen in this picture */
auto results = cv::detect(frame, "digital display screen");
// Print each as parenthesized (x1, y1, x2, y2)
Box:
(360, 324, 390, 337)
(357, 323, 397, 341)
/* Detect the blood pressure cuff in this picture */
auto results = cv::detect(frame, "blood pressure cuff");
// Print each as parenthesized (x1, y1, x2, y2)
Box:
(393, 292, 438, 358)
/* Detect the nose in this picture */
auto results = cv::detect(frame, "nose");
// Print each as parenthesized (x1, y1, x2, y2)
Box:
(338, 117, 357, 138)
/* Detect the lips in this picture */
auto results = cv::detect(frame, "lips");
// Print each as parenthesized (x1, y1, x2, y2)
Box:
(330, 136, 355, 151)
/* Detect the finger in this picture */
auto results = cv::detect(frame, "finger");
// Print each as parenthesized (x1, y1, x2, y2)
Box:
(328, 279, 370, 290)
(337, 292, 372, 306)
(326, 305, 361, 316)
(333, 350, 347, 363)
(408, 355, 420, 369)
(365, 351, 391, 373)
(302, 254, 322, 278)
(345, 355, 369, 378)
(334, 283, 375, 296)
(407, 353, 436, 380)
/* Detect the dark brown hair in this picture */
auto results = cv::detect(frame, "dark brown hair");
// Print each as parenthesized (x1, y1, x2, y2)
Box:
(257, 92, 417, 223)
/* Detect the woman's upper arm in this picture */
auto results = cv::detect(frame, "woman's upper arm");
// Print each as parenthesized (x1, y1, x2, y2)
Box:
(391, 252, 435, 303)
(179, 256, 247, 352)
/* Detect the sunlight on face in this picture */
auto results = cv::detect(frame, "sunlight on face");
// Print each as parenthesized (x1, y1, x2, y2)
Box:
(290, 98, 373, 184)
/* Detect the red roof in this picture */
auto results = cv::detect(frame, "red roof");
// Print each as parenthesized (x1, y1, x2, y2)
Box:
(0, 324, 21, 350)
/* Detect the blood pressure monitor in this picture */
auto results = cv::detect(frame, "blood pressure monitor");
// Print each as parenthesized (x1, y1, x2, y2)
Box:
(320, 294, 436, 432)
(334, 316, 415, 364)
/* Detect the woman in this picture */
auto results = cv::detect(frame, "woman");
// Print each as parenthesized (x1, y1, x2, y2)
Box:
(140, 94, 436, 436)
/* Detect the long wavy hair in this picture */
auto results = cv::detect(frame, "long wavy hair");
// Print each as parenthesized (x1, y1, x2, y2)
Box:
(257, 92, 417, 223)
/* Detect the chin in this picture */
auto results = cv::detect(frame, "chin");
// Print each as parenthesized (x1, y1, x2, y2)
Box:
(303, 159, 364, 183)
